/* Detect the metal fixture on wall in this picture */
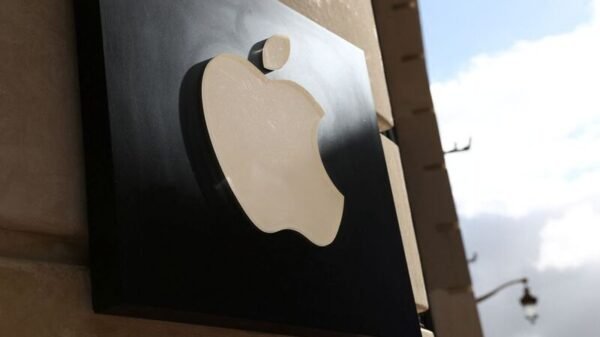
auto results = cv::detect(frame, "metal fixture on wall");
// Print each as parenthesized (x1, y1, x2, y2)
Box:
(467, 252, 478, 263)
(443, 137, 472, 154)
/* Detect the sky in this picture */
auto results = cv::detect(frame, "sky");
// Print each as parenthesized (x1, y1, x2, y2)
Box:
(419, 1, 600, 336)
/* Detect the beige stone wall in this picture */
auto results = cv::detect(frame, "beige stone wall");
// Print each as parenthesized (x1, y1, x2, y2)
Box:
(371, 1, 484, 337)
(380, 136, 428, 313)
(0, 0, 428, 336)
(0, 0, 86, 239)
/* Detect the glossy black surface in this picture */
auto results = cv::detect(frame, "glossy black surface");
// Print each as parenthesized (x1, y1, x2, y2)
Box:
(74, 1, 420, 336)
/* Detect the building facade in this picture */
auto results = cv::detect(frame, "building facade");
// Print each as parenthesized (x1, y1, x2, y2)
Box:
(0, 1, 482, 336)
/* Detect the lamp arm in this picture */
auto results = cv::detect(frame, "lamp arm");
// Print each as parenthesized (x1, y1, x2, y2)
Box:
(476, 277, 528, 303)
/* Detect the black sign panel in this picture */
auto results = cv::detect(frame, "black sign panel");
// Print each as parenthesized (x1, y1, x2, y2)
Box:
(74, 1, 420, 336)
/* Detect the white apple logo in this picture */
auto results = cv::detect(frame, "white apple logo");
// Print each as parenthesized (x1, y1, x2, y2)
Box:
(200, 35, 344, 247)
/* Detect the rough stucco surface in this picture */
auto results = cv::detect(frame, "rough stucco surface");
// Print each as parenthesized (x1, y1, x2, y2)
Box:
(280, 0, 394, 130)
(370, 0, 434, 120)
(429, 288, 482, 337)
(0, 0, 86, 238)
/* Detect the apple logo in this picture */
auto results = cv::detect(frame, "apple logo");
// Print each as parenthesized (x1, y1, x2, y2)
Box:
(200, 35, 344, 247)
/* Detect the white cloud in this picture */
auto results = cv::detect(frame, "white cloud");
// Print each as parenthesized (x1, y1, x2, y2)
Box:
(537, 204, 600, 270)
(431, 0, 600, 269)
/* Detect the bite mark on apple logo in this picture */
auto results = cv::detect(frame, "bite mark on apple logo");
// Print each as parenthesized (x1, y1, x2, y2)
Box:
(200, 36, 344, 247)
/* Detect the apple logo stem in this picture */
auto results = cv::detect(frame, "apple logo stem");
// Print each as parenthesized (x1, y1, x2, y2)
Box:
(200, 35, 345, 247)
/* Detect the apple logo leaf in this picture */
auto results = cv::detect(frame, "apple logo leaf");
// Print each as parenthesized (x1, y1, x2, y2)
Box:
(200, 36, 344, 247)
(262, 35, 290, 70)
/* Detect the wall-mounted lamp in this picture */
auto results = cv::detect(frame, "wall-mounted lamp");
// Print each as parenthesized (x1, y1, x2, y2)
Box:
(520, 285, 538, 324)
(476, 277, 539, 324)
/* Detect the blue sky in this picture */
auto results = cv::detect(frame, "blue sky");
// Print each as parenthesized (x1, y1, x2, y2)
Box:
(420, 0, 594, 81)
(419, 1, 600, 337)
